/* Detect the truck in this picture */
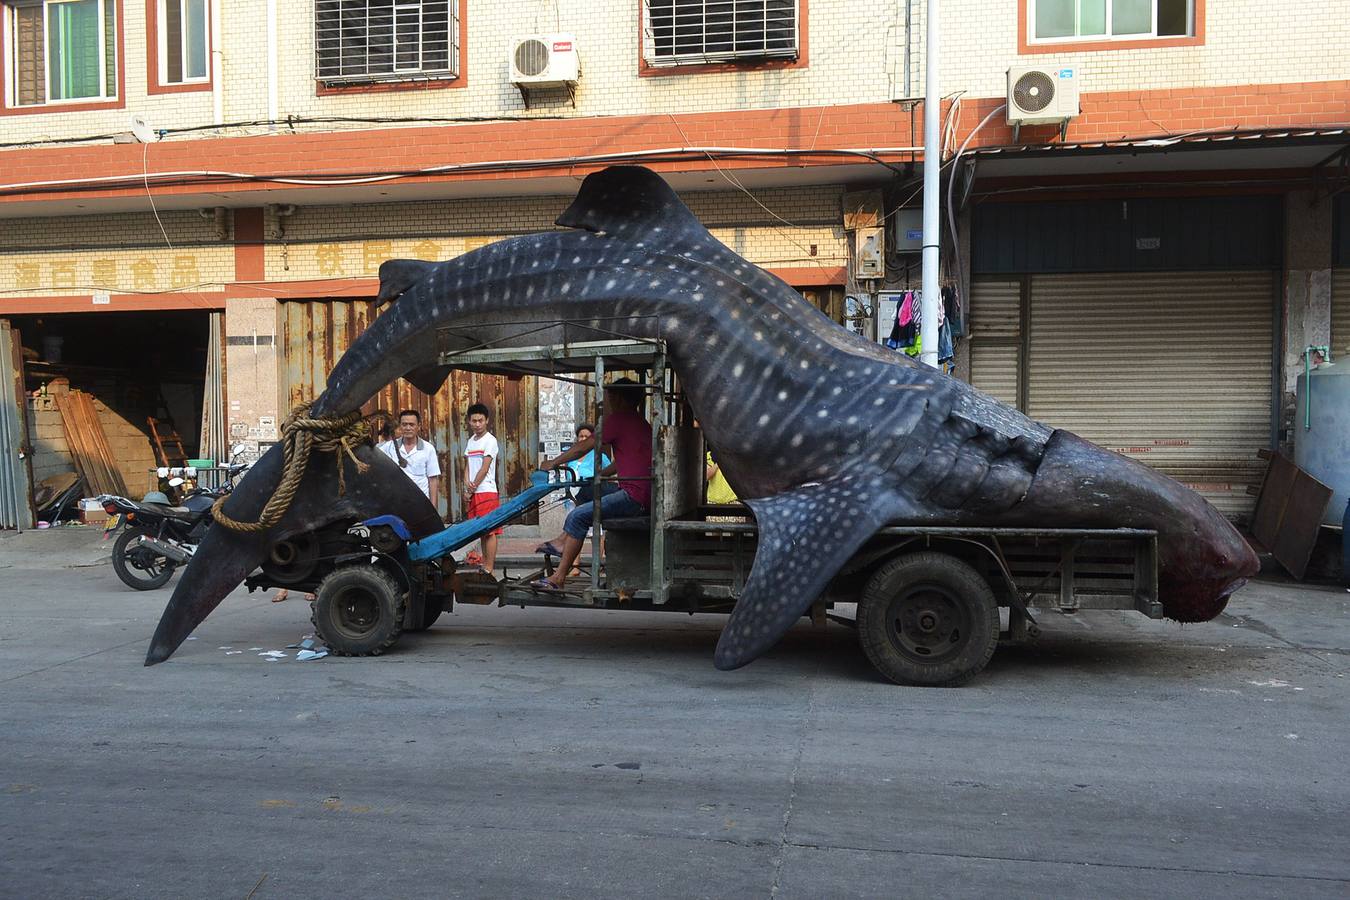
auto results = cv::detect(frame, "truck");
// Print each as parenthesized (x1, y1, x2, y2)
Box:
(245, 336, 1163, 686)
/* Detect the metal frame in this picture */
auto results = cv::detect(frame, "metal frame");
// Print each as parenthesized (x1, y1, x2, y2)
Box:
(438, 329, 669, 606)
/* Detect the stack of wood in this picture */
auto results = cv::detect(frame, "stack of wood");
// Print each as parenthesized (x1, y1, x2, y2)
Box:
(55, 390, 127, 497)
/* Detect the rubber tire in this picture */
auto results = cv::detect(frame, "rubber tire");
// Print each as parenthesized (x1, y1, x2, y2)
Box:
(404, 592, 443, 632)
(111, 527, 176, 591)
(311, 565, 406, 656)
(857, 551, 999, 687)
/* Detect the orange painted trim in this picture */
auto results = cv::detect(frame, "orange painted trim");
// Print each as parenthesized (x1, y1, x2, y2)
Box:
(0, 0, 127, 115)
(0, 291, 226, 313)
(226, 278, 379, 299)
(1019, 0, 1205, 54)
(770, 265, 845, 285)
(233, 208, 264, 282)
(637, 0, 808, 77)
(3, 81, 1348, 207)
(316, 0, 467, 95)
(146, 0, 213, 96)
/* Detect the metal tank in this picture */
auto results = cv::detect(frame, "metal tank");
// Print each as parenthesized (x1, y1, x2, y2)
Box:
(1294, 361, 1350, 526)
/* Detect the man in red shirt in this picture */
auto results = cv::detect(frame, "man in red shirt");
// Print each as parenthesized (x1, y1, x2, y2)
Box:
(538, 378, 652, 590)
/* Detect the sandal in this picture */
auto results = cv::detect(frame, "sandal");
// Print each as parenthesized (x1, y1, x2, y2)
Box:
(534, 541, 562, 557)
(529, 578, 561, 592)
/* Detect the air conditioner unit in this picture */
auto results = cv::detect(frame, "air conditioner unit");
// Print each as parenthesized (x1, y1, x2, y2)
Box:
(510, 33, 579, 106)
(1006, 64, 1080, 140)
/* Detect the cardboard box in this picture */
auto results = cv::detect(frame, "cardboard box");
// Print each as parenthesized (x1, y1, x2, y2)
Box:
(80, 508, 108, 525)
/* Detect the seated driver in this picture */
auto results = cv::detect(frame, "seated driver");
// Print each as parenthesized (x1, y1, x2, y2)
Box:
(537, 379, 652, 590)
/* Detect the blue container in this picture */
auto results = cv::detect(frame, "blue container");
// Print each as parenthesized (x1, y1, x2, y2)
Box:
(1294, 363, 1350, 526)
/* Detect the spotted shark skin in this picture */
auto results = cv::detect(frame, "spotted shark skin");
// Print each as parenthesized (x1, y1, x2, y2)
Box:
(146, 165, 1258, 668)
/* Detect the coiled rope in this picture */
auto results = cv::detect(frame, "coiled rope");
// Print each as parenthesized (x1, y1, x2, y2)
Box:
(212, 401, 371, 533)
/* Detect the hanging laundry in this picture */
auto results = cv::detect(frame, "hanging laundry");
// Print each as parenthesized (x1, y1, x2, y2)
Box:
(938, 319, 954, 364)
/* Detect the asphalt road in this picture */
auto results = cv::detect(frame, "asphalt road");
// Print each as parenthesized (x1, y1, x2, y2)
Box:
(1, 542, 1347, 898)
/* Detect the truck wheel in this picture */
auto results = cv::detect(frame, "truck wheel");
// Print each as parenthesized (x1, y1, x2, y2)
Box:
(111, 528, 176, 590)
(311, 566, 406, 656)
(857, 551, 999, 687)
(404, 593, 443, 632)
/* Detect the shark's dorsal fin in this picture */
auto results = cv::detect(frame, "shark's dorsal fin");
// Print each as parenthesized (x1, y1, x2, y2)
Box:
(376, 259, 438, 306)
(714, 481, 910, 670)
(557, 166, 705, 237)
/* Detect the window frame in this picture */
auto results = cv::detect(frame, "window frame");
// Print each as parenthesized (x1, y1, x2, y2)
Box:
(312, 0, 463, 91)
(1020, 0, 1205, 54)
(0, 0, 124, 114)
(638, 0, 808, 78)
(147, 0, 210, 94)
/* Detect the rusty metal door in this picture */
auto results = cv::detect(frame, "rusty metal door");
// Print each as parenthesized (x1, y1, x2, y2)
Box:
(277, 299, 538, 523)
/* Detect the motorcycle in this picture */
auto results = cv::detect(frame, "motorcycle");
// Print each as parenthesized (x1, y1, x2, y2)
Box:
(99, 448, 249, 591)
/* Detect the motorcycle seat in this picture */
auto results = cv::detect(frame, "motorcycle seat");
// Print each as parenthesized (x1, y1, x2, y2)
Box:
(144, 502, 199, 520)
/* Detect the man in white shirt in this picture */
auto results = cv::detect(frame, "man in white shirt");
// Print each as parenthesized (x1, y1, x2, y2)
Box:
(462, 402, 501, 572)
(378, 409, 441, 510)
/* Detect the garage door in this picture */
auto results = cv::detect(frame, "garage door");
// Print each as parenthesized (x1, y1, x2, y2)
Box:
(278, 299, 538, 521)
(1332, 269, 1350, 362)
(973, 271, 1274, 518)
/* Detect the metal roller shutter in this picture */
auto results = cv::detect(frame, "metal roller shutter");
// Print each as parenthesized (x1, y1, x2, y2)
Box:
(1332, 269, 1350, 362)
(1026, 271, 1274, 518)
(968, 279, 1023, 409)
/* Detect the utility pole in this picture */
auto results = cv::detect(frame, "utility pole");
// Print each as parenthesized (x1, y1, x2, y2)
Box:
(919, 0, 941, 369)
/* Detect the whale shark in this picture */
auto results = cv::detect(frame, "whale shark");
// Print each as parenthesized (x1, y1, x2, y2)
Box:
(146, 165, 1258, 667)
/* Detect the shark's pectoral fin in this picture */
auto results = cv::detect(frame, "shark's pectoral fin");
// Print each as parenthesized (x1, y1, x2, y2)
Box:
(402, 363, 454, 396)
(376, 259, 438, 306)
(715, 480, 908, 671)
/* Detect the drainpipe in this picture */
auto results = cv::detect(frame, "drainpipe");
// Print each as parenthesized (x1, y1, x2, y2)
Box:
(266, 0, 279, 130)
(918, 0, 941, 369)
(210, 0, 224, 125)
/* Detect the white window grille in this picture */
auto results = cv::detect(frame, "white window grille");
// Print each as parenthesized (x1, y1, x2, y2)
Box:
(642, 0, 798, 67)
(314, 0, 458, 85)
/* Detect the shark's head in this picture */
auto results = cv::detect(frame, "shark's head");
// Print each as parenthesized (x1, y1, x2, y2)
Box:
(143, 441, 442, 665)
(1151, 478, 1259, 622)
(1026, 430, 1258, 623)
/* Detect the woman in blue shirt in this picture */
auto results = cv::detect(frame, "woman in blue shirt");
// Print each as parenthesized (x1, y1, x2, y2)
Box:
(537, 422, 615, 556)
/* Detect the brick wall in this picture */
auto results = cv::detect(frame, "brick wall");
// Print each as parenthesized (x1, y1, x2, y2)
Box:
(0, 211, 234, 297)
(263, 184, 846, 282)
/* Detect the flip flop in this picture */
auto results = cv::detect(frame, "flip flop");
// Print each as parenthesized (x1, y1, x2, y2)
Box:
(534, 542, 562, 556)
(529, 579, 561, 592)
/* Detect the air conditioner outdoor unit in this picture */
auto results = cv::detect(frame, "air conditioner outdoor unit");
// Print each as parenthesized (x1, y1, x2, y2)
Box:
(1006, 64, 1080, 140)
(510, 33, 579, 107)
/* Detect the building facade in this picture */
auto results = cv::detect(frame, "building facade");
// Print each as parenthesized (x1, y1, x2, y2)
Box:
(1, 0, 1347, 524)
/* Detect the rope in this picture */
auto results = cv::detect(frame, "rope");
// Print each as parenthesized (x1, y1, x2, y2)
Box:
(212, 402, 371, 533)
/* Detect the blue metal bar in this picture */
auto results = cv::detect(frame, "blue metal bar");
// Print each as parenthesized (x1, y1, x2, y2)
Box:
(407, 471, 570, 563)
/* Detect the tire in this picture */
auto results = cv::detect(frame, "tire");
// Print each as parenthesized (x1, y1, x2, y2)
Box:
(404, 592, 443, 632)
(311, 565, 406, 656)
(857, 551, 999, 687)
(111, 528, 176, 591)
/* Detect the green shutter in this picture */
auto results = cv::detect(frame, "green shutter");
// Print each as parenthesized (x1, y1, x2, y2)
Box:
(48, 0, 101, 100)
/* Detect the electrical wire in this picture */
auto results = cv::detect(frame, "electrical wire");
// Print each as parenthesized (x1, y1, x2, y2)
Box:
(143, 142, 175, 251)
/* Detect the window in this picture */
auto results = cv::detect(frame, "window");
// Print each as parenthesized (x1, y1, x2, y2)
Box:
(642, 0, 798, 67)
(1029, 0, 1192, 43)
(314, 0, 458, 85)
(5, 0, 118, 106)
(157, 0, 206, 84)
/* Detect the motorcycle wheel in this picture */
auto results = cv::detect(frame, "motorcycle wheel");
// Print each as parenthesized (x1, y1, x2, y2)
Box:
(111, 528, 177, 590)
